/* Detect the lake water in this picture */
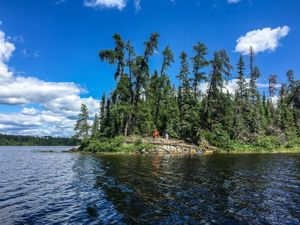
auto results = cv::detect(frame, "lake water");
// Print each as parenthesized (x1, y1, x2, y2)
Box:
(0, 146, 299, 225)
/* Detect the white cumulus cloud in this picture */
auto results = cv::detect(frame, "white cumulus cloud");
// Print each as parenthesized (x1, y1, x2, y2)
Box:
(0, 28, 99, 136)
(0, 31, 16, 62)
(84, 0, 126, 10)
(235, 26, 290, 54)
(0, 110, 77, 136)
(0, 31, 15, 80)
(0, 76, 81, 105)
(198, 79, 246, 95)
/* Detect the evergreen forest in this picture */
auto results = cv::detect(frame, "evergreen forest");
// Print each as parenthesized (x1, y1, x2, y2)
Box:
(75, 33, 300, 152)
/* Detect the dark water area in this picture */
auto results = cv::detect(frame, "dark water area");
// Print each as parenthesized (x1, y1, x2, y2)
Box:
(0, 147, 299, 225)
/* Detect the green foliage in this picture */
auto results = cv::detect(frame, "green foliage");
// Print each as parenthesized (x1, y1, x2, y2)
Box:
(81, 136, 154, 153)
(201, 124, 231, 148)
(284, 137, 300, 148)
(83, 136, 125, 153)
(252, 135, 282, 150)
(132, 137, 155, 153)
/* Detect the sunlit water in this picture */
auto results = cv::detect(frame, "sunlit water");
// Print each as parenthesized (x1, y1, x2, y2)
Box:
(0, 146, 299, 224)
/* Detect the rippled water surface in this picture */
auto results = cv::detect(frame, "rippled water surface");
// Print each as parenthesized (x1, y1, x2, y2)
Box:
(0, 146, 299, 224)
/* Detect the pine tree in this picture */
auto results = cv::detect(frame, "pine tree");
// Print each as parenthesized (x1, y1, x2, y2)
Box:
(112, 74, 132, 136)
(124, 41, 136, 136)
(268, 74, 277, 101)
(160, 46, 174, 75)
(177, 52, 193, 140)
(286, 69, 295, 91)
(236, 54, 247, 100)
(74, 103, 90, 140)
(248, 47, 261, 102)
(150, 46, 174, 131)
(251, 93, 264, 136)
(134, 33, 159, 105)
(103, 98, 112, 138)
(99, 33, 125, 80)
(277, 84, 296, 139)
(285, 70, 300, 136)
(233, 54, 249, 141)
(246, 47, 264, 138)
(91, 114, 100, 139)
(99, 93, 106, 135)
(206, 49, 232, 131)
(132, 33, 159, 134)
(264, 74, 278, 133)
(191, 42, 208, 95)
(188, 42, 209, 143)
(149, 70, 161, 128)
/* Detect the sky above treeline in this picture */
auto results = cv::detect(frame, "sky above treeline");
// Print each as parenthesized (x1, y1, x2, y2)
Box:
(0, 0, 299, 136)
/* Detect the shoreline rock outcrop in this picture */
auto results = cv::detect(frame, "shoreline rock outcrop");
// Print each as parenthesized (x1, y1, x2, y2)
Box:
(127, 137, 214, 155)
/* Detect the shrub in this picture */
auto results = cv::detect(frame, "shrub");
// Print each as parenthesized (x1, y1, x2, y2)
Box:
(253, 135, 282, 150)
(200, 125, 231, 149)
(82, 136, 125, 152)
(81, 136, 154, 153)
(285, 136, 300, 148)
(133, 139, 154, 152)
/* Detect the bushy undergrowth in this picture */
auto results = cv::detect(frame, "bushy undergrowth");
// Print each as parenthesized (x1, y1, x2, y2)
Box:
(200, 129, 300, 153)
(79, 136, 154, 153)
(218, 136, 300, 153)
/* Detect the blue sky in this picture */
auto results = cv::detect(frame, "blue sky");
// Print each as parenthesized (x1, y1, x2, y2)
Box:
(0, 0, 299, 136)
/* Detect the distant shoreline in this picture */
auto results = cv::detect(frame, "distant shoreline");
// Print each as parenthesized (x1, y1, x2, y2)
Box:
(0, 133, 78, 146)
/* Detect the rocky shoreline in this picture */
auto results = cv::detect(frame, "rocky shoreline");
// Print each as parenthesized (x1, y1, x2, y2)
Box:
(132, 137, 217, 155)
(137, 138, 202, 154)
(70, 137, 217, 155)
(139, 143, 202, 154)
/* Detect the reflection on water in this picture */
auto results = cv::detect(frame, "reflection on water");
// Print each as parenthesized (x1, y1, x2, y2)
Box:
(0, 146, 299, 224)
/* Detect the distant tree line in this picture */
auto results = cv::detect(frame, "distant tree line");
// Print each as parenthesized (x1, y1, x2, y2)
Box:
(75, 33, 300, 150)
(0, 133, 78, 146)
